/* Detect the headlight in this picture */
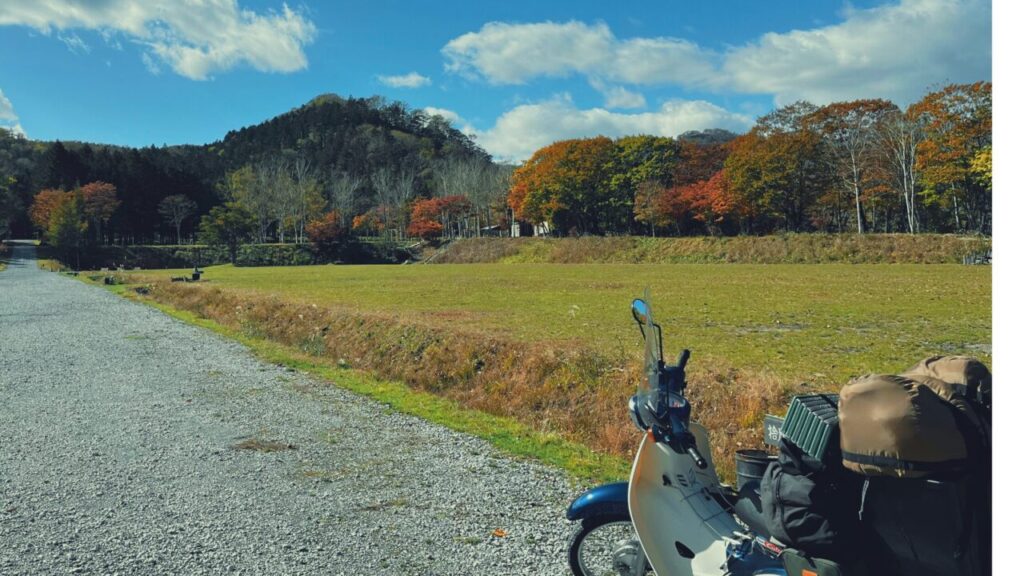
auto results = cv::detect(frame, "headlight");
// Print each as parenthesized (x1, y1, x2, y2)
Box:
(628, 395, 647, 431)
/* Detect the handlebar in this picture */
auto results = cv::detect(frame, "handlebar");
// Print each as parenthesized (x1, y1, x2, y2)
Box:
(668, 409, 707, 470)
(687, 445, 708, 469)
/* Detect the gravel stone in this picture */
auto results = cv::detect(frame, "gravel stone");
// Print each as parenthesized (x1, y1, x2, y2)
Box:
(0, 243, 581, 575)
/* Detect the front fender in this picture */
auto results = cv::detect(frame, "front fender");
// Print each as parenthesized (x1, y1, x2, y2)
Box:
(566, 482, 630, 521)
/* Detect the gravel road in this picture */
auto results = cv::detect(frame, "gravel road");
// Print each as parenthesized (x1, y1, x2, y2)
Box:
(0, 243, 579, 575)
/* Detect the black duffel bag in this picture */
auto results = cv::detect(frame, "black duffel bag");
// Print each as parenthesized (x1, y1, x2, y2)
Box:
(761, 436, 860, 562)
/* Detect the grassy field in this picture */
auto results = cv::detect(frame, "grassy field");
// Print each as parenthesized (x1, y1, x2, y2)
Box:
(107, 261, 990, 481)
(130, 263, 991, 384)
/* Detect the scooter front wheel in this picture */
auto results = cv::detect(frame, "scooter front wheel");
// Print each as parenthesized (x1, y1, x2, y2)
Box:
(568, 514, 652, 576)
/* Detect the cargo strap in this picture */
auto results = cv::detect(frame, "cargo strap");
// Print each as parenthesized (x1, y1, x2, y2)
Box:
(841, 451, 967, 474)
(857, 478, 869, 521)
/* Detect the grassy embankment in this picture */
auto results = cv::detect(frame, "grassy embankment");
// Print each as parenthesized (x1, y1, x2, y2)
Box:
(0, 242, 8, 271)
(93, 253, 991, 483)
(434, 234, 991, 264)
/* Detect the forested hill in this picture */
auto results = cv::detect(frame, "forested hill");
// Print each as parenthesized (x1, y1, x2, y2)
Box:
(211, 94, 488, 172)
(0, 94, 489, 239)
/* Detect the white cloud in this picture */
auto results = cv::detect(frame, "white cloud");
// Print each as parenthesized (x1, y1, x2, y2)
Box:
(443, 21, 716, 88)
(377, 72, 432, 88)
(443, 21, 614, 84)
(58, 31, 90, 54)
(0, 89, 26, 137)
(422, 106, 462, 124)
(470, 95, 752, 162)
(0, 1, 317, 80)
(443, 0, 990, 106)
(722, 0, 991, 105)
(589, 80, 646, 109)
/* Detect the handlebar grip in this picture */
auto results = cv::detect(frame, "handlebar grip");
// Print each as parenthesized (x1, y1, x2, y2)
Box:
(687, 445, 708, 469)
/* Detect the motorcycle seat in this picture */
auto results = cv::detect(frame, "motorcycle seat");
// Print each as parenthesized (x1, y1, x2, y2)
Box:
(732, 482, 772, 538)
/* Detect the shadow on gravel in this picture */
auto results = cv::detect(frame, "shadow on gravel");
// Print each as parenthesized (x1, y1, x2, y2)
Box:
(231, 438, 297, 452)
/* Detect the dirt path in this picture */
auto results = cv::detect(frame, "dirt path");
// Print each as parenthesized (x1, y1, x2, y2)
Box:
(0, 242, 576, 575)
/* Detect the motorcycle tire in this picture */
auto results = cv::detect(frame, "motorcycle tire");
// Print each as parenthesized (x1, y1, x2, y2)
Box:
(568, 513, 652, 576)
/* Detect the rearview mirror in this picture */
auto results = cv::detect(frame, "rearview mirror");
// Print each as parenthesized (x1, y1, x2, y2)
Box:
(631, 298, 650, 327)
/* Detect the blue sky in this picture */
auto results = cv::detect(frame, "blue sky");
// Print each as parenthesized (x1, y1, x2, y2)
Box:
(0, 0, 991, 161)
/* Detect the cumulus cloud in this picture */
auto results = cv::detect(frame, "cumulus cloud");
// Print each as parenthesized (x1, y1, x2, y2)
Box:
(443, 0, 990, 106)
(589, 80, 646, 109)
(422, 106, 463, 124)
(723, 0, 991, 105)
(378, 72, 432, 88)
(0, 0, 317, 80)
(470, 95, 752, 162)
(0, 89, 26, 137)
(443, 20, 716, 88)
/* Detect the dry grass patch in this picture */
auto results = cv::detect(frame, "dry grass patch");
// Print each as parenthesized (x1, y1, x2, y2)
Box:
(135, 281, 790, 480)
(437, 234, 991, 264)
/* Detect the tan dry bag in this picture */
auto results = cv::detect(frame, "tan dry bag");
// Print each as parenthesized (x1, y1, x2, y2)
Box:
(903, 355, 992, 410)
(838, 356, 990, 479)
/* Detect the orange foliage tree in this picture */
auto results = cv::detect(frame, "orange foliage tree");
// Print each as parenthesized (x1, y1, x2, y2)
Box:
(29, 189, 70, 237)
(807, 99, 899, 233)
(306, 210, 351, 256)
(909, 82, 992, 233)
(723, 103, 832, 233)
(509, 137, 616, 234)
(407, 196, 471, 240)
(671, 171, 738, 235)
(79, 181, 120, 243)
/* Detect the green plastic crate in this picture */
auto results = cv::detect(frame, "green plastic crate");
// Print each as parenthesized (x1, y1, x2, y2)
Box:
(780, 394, 840, 463)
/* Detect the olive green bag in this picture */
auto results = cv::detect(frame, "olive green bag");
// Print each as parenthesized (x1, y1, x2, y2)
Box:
(838, 356, 990, 478)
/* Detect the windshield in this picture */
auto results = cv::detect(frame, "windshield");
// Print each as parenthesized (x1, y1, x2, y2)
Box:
(637, 288, 662, 396)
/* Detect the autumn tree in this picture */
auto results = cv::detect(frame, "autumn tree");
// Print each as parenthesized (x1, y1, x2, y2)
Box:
(509, 137, 616, 234)
(407, 199, 444, 240)
(352, 208, 385, 236)
(198, 202, 254, 264)
(158, 194, 198, 244)
(909, 82, 992, 233)
(632, 180, 670, 236)
(807, 99, 898, 233)
(407, 196, 472, 240)
(724, 103, 831, 232)
(29, 189, 69, 236)
(674, 140, 730, 187)
(306, 210, 352, 258)
(80, 181, 120, 244)
(608, 136, 678, 232)
(433, 158, 511, 236)
(48, 191, 88, 268)
(877, 108, 925, 233)
(671, 171, 738, 235)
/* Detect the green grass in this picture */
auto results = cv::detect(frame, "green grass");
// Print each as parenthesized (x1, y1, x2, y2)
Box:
(127, 262, 991, 386)
(95, 282, 628, 483)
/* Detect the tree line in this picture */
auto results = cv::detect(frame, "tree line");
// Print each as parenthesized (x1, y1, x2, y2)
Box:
(0, 94, 491, 245)
(1, 84, 991, 258)
(509, 82, 991, 236)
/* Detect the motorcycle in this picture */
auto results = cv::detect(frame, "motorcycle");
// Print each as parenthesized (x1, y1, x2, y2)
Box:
(567, 294, 990, 576)
(566, 294, 789, 576)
